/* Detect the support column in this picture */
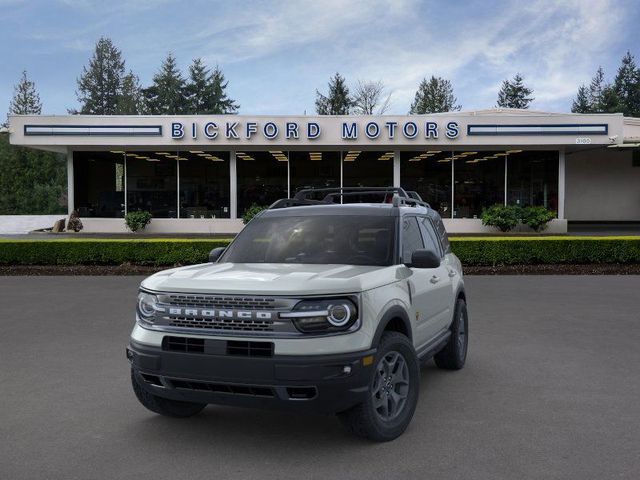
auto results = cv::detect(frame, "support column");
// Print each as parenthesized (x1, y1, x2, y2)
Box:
(558, 148, 566, 220)
(230, 150, 237, 219)
(393, 150, 401, 188)
(504, 154, 508, 205)
(450, 152, 455, 218)
(66, 149, 74, 216)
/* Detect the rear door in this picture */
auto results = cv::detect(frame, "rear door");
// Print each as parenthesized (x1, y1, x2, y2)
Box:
(418, 216, 454, 332)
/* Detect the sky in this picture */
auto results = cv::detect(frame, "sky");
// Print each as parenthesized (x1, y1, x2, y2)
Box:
(1, 0, 639, 117)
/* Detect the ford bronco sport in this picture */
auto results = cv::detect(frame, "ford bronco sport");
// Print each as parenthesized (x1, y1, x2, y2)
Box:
(127, 187, 468, 441)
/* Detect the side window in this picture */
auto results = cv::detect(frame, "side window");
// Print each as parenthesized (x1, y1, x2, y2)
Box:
(418, 217, 442, 257)
(401, 217, 424, 264)
(432, 215, 451, 254)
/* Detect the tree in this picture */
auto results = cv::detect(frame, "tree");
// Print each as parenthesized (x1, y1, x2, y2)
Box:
(8, 70, 42, 117)
(116, 71, 144, 115)
(496, 73, 534, 109)
(571, 85, 591, 113)
(352, 80, 391, 114)
(587, 66, 607, 112)
(315, 73, 352, 115)
(143, 53, 187, 115)
(185, 59, 239, 114)
(613, 51, 640, 117)
(409, 76, 461, 114)
(75, 37, 125, 114)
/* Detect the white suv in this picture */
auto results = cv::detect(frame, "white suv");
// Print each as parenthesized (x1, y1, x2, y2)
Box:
(127, 187, 468, 441)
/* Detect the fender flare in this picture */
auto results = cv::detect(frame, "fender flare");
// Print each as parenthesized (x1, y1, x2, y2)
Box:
(370, 305, 413, 348)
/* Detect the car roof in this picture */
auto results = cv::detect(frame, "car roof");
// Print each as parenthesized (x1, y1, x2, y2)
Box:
(260, 203, 436, 218)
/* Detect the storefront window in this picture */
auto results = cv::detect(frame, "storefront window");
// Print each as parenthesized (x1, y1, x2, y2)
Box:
(73, 151, 125, 217)
(178, 151, 230, 218)
(126, 152, 177, 218)
(507, 150, 558, 212)
(401, 151, 452, 217)
(342, 150, 394, 203)
(237, 151, 288, 216)
(289, 151, 340, 199)
(453, 151, 505, 218)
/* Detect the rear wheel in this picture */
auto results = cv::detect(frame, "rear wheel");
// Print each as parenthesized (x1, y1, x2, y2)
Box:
(434, 298, 468, 370)
(131, 369, 206, 418)
(338, 332, 419, 442)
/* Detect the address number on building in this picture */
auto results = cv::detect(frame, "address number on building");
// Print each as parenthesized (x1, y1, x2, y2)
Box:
(575, 137, 592, 144)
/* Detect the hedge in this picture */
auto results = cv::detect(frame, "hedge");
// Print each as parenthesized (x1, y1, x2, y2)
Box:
(450, 236, 640, 266)
(0, 239, 233, 266)
(0, 237, 639, 266)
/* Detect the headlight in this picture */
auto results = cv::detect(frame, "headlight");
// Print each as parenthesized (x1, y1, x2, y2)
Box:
(137, 291, 158, 324)
(281, 298, 358, 334)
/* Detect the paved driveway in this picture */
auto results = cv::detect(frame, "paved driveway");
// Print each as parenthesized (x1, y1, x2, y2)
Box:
(0, 276, 638, 480)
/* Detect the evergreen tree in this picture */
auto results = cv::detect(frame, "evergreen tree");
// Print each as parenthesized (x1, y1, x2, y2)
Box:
(208, 65, 239, 114)
(588, 66, 607, 111)
(116, 71, 144, 115)
(496, 73, 534, 109)
(75, 37, 125, 114)
(8, 70, 42, 116)
(409, 76, 461, 114)
(315, 73, 352, 115)
(613, 51, 640, 117)
(185, 59, 239, 114)
(143, 53, 187, 115)
(571, 85, 591, 113)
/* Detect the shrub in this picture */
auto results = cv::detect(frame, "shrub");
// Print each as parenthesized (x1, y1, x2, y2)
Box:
(521, 206, 556, 232)
(0, 239, 233, 266)
(125, 210, 152, 232)
(0, 237, 639, 267)
(66, 210, 83, 232)
(450, 237, 640, 266)
(481, 204, 521, 232)
(242, 204, 268, 224)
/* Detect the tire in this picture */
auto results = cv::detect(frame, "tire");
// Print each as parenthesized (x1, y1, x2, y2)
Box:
(131, 369, 207, 418)
(338, 332, 420, 442)
(434, 298, 468, 370)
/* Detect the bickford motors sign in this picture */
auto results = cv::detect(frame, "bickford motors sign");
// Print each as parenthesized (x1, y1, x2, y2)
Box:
(170, 119, 461, 141)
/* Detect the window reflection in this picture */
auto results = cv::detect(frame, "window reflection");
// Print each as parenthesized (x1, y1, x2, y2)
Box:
(507, 150, 558, 212)
(237, 151, 288, 216)
(453, 151, 505, 218)
(289, 151, 340, 199)
(178, 151, 230, 218)
(401, 150, 452, 217)
(73, 151, 125, 218)
(342, 151, 394, 203)
(126, 152, 177, 218)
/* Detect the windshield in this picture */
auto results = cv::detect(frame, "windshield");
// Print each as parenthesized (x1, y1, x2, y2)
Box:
(221, 215, 397, 266)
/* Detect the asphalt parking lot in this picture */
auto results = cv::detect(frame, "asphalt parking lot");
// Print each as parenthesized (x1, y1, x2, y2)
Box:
(1, 276, 639, 480)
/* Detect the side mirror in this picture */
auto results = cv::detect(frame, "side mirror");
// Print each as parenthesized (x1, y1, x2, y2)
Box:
(209, 247, 226, 263)
(409, 249, 441, 269)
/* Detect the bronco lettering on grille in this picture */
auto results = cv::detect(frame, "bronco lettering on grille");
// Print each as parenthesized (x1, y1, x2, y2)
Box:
(167, 308, 273, 320)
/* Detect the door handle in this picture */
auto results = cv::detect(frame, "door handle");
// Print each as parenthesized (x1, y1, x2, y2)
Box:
(448, 269, 457, 278)
(430, 275, 440, 284)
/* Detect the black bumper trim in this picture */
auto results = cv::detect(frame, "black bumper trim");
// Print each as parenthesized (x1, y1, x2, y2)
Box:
(128, 340, 376, 414)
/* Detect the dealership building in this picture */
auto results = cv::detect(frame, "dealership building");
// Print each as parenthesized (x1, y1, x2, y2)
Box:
(8, 109, 640, 233)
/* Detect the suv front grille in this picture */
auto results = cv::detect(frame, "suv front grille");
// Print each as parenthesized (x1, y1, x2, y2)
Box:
(167, 316, 274, 332)
(165, 294, 277, 310)
(169, 379, 275, 397)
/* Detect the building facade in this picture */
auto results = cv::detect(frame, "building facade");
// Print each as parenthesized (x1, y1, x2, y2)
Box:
(9, 109, 640, 233)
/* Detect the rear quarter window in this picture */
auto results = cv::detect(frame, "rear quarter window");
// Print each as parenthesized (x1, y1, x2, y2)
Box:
(432, 215, 452, 254)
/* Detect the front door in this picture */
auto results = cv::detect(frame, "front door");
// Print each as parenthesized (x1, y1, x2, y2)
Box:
(401, 216, 452, 348)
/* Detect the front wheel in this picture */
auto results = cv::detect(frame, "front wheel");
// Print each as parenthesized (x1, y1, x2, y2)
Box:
(338, 332, 420, 442)
(131, 369, 206, 418)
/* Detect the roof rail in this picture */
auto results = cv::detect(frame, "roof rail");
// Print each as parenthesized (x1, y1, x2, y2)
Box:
(269, 186, 431, 210)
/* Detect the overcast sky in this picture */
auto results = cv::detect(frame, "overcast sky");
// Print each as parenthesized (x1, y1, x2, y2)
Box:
(1, 0, 639, 117)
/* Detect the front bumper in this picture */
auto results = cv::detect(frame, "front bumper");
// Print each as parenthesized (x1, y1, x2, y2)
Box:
(127, 339, 376, 415)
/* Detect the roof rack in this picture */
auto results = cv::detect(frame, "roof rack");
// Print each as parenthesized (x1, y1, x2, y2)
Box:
(269, 186, 431, 210)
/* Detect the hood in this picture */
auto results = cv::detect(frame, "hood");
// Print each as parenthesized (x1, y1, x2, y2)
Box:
(141, 262, 402, 295)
